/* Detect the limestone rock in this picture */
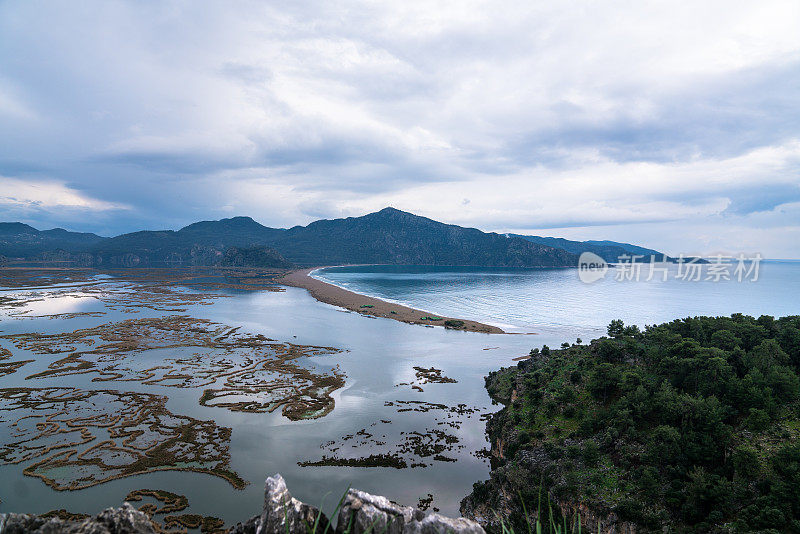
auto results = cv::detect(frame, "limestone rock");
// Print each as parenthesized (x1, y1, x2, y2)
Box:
(335, 489, 484, 534)
(228, 514, 261, 534)
(1, 475, 483, 534)
(335, 489, 413, 534)
(403, 513, 485, 534)
(257, 474, 329, 534)
(0, 504, 155, 534)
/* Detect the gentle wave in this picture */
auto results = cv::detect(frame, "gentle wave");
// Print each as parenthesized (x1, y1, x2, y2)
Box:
(315, 263, 800, 335)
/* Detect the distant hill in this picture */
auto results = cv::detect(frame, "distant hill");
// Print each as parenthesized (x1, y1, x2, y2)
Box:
(511, 234, 670, 263)
(0, 222, 104, 258)
(0, 209, 669, 269)
(584, 239, 664, 257)
(178, 216, 286, 245)
(91, 217, 289, 267)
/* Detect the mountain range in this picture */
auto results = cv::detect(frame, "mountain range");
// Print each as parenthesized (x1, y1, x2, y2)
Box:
(0, 208, 669, 268)
(510, 234, 668, 263)
(0, 222, 105, 259)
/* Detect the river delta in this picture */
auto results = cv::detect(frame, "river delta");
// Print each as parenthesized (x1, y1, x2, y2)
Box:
(0, 266, 545, 529)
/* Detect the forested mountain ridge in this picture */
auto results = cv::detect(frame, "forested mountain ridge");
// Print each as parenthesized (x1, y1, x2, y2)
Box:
(0, 222, 105, 258)
(511, 234, 670, 263)
(88, 217, 289, 267)
(268, 207, 577, 267)
(1, 208, 671, 268)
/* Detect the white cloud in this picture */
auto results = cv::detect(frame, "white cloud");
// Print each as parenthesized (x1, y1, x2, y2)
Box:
(0, 177, 127, 211)
(223, 139, 800, 228)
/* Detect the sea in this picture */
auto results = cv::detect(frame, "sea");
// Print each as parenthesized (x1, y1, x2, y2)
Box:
(313, 261, 800, 342)
(1, 261, 798, 523)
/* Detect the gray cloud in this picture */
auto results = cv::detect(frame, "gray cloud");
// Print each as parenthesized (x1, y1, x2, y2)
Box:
(0, 0, 799, 256)
(499, 60, 800, 169)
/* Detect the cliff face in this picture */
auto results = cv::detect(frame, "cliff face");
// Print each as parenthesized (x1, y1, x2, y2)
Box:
(460, 455, 638, 534)
(0, 475, 484, 534)
(459, 358, 638, 534)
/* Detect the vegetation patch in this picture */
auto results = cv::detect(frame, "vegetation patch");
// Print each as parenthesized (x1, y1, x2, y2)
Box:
(163, 514, 225, 534)
(45, 487, 228, 533)
(127, 487, 227, 533)
(125, 489, 189, 515)
(0, 387, 245, 491)
(464, 314, 800, 533)
(298, 453, 408, 469)
(2, 315, 346, 420)
(395, 366, 457, 392)
(0, 346, 32, 377)
(417, 493, 438, 512)
(299, 400, 484, 469)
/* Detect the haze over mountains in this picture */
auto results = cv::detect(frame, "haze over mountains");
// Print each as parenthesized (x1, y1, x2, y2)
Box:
(0, 208, 669, 268)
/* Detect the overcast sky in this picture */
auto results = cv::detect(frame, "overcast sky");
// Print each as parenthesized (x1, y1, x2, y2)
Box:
(1, 1, 799, 257)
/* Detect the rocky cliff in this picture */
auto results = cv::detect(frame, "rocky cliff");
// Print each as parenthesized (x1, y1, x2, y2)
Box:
(459, 356, 639, 534)
(0, 475, 484, 534)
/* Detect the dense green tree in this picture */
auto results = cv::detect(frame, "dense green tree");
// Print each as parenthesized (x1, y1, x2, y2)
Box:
(607, 319, 625, 338)
(472, 314, 800, 533)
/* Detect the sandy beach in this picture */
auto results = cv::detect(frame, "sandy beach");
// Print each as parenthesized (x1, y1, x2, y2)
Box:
(279, 268, 504, 334)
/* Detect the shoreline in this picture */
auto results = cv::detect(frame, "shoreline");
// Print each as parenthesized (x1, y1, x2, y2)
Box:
(278, 267, 505, 334)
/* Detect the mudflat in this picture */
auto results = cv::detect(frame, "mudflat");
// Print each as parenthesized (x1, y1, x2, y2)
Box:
(279, 268, 504, 334)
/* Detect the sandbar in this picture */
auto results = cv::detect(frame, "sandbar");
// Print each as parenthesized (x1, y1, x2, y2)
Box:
(279, 268, 504, 334)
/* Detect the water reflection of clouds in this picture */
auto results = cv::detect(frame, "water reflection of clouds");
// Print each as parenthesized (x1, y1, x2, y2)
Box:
(335, 391, 369, 412)
(391, 364, 419, 388)
(13, 293, 95, 316)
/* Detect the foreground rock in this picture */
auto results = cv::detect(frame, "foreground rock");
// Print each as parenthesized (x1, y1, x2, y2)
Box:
(230, 474, 484, 534)
(0, 504, 156, 534)
(1, 474, 484, 534)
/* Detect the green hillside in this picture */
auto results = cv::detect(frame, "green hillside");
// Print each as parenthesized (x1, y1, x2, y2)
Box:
(463, 314, 800, 532)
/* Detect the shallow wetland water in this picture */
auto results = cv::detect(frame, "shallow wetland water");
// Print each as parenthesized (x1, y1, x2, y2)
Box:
(0, 267, 546, 524)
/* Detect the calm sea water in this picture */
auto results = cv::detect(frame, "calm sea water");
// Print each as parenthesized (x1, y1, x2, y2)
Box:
(314, 262, 800, 340)
(1, 262, 798, 522)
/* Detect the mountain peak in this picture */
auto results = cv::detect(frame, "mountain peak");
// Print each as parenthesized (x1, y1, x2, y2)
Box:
(0, 222, 39, 234)
(369, 207, 417, 219)
(179, 215, 265, 233)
